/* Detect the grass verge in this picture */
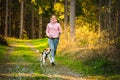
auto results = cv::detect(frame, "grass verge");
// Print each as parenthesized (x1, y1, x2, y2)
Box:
(56, 52, 120, 80)
(6, 38, 120, 80)
(0, 45, 7, 62)
(1, 38, 49, 80)
(28, 38, 48, 51)
(29, 38, 120, 79)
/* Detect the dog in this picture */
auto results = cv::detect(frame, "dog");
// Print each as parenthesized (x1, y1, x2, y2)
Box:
(37, 48, 52, 66)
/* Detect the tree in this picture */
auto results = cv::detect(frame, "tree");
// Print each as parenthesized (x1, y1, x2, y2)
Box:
(8, 0, 12, 37)
(114, 0, 120, 36)
(98, 0, 102, 38)
(70, 0, 76, 41)
(31, 8, 34, 39)
(5, 0, 8, 37)
(108, 0, 112, 46)
(64, 0, 68, 40)
(19, 0, 24, 39)
(39, 15, 42, 38)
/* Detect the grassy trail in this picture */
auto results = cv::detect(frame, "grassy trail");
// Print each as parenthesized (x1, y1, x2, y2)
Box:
(1, 38, 119, 80)
(0, 39, 49, 80)
(0, 39, 82, 80)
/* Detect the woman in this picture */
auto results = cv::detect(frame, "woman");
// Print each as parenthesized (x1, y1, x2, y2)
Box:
(46, 15, 62, 65)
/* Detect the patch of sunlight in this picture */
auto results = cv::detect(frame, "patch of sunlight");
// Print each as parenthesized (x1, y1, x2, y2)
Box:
(11, 44, 28, 48)
(11, 41, 47, 49)
(12, 51, 39, 58)
(0, 73, 84, 80)
(8, 38, 29, 42)
(33, 43, 47, 48)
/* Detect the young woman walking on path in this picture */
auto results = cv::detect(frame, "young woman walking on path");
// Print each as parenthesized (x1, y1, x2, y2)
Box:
(46, 15, 62, 65)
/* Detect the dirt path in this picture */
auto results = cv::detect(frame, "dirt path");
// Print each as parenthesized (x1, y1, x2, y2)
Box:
(0, 41, 85, 80)
(26, 42, 84, 80)
(0, 42, 15, 80)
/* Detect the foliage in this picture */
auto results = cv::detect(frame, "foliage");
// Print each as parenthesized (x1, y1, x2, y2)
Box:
(81, 0, 99, 22)
(58, 15, 120, 77)
(54, 2, 64, 19)
(76, 23, 98, 47)
(56, 51, 120, 77)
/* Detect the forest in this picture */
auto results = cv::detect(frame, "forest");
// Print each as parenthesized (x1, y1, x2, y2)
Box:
(0, 0, 120, 79)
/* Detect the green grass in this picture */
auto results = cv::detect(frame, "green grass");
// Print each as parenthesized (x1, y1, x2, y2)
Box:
(56, 55, 120, 79)
(2, 38, 119, 80)
(28, 38, 48, 52)
(5, 39, 49, 80)
(56, 55, 94, 75)
(0, 45, 7, 62)
(29, 38, 120, 79)
(56, 55, 85, 74)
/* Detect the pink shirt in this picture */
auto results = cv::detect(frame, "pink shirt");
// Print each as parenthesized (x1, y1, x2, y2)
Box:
(46, 21, 62, 38)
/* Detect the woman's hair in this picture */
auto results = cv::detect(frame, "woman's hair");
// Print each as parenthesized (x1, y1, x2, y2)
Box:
(51, 15, 56, 18)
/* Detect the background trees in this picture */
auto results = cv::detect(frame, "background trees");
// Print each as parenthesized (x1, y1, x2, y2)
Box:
(4, 0, 8, 37)
(19, 0, 24, 39)
(0, 0, 120, 42)
(70, 0, 76, 41)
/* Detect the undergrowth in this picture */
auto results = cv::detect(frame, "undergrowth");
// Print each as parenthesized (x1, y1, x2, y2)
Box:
(1, 36, 119, 80)
(57, 21, 120, 79)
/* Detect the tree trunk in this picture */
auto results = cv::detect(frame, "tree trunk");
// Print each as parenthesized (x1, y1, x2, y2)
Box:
(118, 10, 120, 36)
(98, 0, 102, 37)
(19, 0, 24, 39)
(5, 0, 8, 37)
(108, 0, 112, 46)
(8, 0, 11, 37)
(64, 0, 68, 40)
(39, 15, 42, 38)
(0, 0, 2, 35)
(109, 0, 112, 29)
(31, 9, 34, 39)
(70, 0, 76, 41)
(116, 11, 118, 34)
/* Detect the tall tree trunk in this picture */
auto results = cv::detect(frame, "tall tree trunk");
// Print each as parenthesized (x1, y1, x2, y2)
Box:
(31, 9, 34, 39)
(5, 0, 8, 37)
(108, 0, 112, 46)
(39, 15, 42, 38)
(98, 0, 101, 38)
(109, 0, 112, 29)
(0, 0, 2, 35)
(118, 10, 120, 36)
(64, 0, 68, 40)
(13, 20, 15, 37)
(116, 11, 118, 34)
(70, 0, 76, 41)
(19, 0, 24, 39)
(117, 1, 120, 36)
(8, 0, 11, 37)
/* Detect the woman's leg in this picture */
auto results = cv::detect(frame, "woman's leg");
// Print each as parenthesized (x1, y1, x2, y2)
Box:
(54, 38, 59, 56)
(48, 38, 55, 63)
